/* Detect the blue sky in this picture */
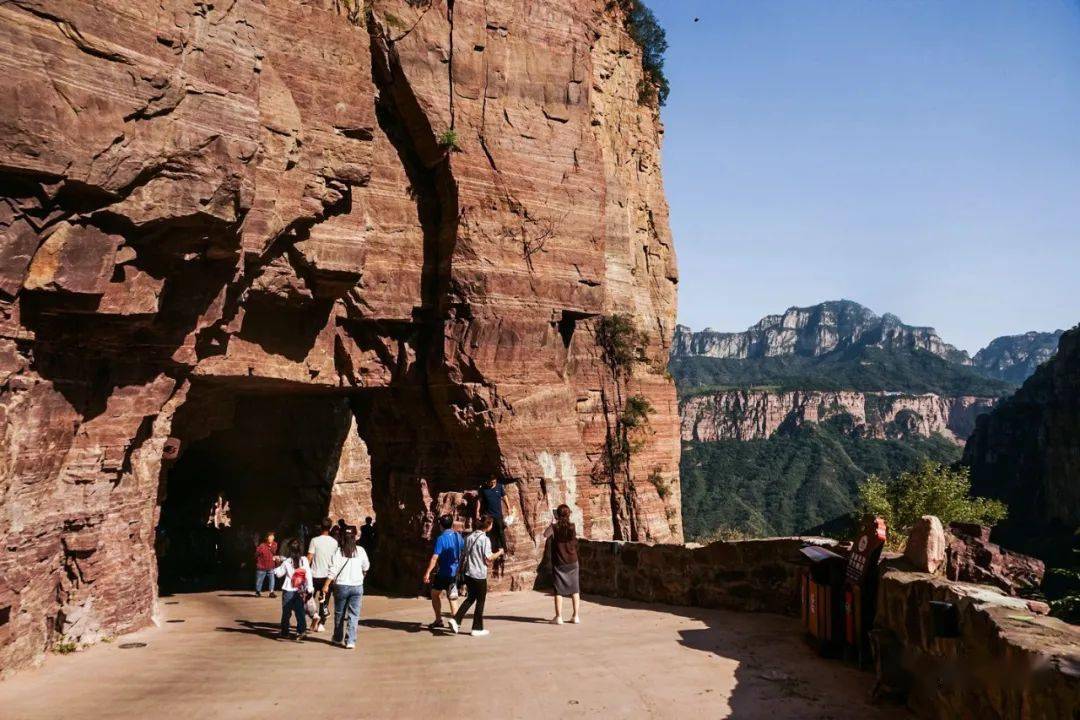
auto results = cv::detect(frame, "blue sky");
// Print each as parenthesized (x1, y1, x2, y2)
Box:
(651, 0, 1080, 352)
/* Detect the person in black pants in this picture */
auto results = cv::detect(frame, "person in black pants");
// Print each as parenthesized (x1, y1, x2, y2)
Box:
(454, 514, 503, 637)
(478, 476, 515, 567)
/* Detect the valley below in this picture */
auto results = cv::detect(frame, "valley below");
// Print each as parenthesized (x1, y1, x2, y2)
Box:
(672, 300, 1067, 542)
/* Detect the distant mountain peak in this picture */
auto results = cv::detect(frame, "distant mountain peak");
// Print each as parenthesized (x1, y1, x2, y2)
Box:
(972, 329, 1065, 384)
(673, 300, 968, 365)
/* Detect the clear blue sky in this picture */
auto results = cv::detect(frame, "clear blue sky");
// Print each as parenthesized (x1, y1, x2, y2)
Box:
(652, 0, 1080, 352)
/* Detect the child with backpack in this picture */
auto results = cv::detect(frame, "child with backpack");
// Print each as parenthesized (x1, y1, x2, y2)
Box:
(274, 539, 314, 641)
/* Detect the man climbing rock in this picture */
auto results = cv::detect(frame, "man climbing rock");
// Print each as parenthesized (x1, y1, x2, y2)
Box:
(478, 475, 516, 576)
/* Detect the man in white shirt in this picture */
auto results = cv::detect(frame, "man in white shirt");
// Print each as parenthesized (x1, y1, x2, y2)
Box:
(306, 518, 338, 632)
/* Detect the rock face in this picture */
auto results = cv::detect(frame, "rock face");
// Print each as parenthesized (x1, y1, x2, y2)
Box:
(945, 523, 1046, 596)
(0, 0, 680, 673)
(973, 330, 1064, 384)
(680, 389, 996, 444)
(963, 326, 1080, 556)
(672, 300, 971, 364)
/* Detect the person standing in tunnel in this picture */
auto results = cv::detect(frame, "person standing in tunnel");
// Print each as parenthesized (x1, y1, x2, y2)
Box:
(359, 516, 378, 559)
(274, 539, 313, 641)
(422, 515, 462, 632)
(306, 518, 338, 633)
(254, 531, 278, 597)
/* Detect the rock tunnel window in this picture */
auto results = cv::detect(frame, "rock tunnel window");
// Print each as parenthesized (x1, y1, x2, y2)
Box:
(156, 392, 368, 594)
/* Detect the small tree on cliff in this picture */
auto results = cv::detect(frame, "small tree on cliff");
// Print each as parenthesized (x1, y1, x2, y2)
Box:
(596, 314, 646, 378)
(618, 1, 670, 106)
(859, 462, 1007, 549)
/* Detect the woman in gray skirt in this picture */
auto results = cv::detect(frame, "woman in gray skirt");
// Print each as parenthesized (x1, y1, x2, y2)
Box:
(545, 504, 581, 624)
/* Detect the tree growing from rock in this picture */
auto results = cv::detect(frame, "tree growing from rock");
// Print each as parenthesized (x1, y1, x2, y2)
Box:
(859, 462, 1007, 549)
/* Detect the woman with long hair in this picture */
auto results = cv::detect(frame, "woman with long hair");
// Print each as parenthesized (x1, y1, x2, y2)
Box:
(321, 526, 370, 649)
(273, 538, 314, 640)
(545, 504, 581, 624)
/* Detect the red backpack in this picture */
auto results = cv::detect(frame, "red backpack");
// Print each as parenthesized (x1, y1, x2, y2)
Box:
(291, 565, 308, 595)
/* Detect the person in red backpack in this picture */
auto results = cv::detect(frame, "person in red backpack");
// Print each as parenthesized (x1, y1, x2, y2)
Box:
(254, 531, 278, 598)
(274, 539, 314, 641)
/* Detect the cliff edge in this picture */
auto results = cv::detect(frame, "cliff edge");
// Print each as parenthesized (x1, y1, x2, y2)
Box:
(0, 0, 679, 672)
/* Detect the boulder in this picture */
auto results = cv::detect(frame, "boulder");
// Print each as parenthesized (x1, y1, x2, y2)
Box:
(903, 515, 946, 574)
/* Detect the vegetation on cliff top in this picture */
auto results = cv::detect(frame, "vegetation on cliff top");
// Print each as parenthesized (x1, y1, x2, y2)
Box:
(616, 1, 670, 107)
(671, 345, 1015, 398)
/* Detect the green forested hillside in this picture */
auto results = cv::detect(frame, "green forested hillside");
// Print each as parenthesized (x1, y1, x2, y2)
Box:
(671, 346, 1014, 398)
(679, 418, 962, 540)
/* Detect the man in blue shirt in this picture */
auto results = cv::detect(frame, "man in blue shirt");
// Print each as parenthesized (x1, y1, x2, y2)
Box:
(422, 515, 463, 632)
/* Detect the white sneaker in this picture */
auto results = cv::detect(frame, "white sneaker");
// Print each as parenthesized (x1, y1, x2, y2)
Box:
(551, 617, 563, 625)
(448, 618, 460, 634)
(345, 643, 356, 650)
(572, 616, 581, 624)
(470, 629, 489, 637)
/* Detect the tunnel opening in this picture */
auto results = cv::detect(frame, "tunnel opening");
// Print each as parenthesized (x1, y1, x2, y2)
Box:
(156, 389, 372, 594)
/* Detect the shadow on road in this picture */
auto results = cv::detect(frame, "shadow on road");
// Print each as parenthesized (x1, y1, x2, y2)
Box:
(582, 594, 903, 719)
(213, 619, 341, 647)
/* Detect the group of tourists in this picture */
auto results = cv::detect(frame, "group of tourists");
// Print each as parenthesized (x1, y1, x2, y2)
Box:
(253, 517, 377, 648)
(250, 477, 583, 650)
(423, 503, 581, 638)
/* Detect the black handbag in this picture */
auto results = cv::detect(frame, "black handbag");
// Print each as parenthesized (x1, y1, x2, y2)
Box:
(455, 532, 480, 592)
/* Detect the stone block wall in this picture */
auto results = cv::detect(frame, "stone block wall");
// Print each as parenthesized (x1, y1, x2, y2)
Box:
(578, 537, 837, 615)
(875, 570, 1080, 718)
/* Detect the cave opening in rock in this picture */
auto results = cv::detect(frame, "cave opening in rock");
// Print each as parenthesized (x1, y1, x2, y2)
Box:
(156, 388, 372, 594)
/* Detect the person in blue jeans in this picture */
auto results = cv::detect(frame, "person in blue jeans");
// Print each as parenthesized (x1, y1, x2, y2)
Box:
(254, 532, 278, 597)
(422, 515, 462, 632)
(274, 539, 314, 641)
(321, 527, 371, 649)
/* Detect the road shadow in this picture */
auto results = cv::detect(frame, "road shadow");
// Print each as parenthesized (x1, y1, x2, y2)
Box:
(483, 614, 551, 625)
(360, 618, 429, 634)
(214, 620, 338, 647)
(582, 595, 901, 719)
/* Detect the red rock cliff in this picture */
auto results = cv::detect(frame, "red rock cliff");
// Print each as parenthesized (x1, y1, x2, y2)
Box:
(0, 0, 679, 672)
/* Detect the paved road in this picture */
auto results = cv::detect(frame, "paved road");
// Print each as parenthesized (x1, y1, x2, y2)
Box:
(0, 590, 908, 719)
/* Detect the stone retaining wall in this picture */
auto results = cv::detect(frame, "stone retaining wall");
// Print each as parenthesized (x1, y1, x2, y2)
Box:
(578, 538, 1080, 718)
(874, 570, 1080, 718)
(578, 537, 836, 615)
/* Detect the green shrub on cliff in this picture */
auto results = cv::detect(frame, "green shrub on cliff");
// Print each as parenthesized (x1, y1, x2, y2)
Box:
(597, 314, 645, 375)
(619, 1, 670, 106)
(670, 346, 1015, 398)
(858, 462, 1007, 548)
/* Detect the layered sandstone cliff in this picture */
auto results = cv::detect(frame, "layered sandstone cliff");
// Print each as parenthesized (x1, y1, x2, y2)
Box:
(0, 0, 679, 673)
(681, 389, 996, 444)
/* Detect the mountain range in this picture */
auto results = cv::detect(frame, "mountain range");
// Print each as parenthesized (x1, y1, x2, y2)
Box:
(672, 299, 1062, 392)
(673, 300, 1064, 540)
